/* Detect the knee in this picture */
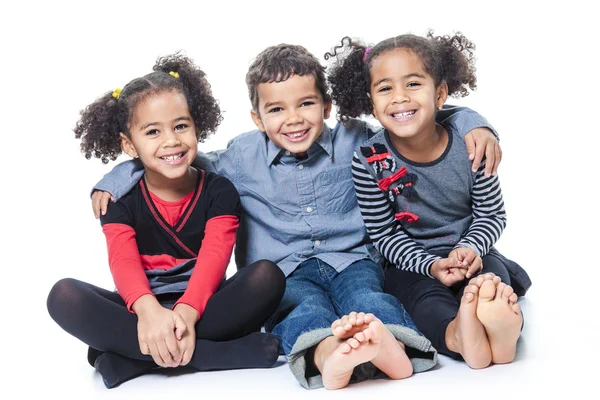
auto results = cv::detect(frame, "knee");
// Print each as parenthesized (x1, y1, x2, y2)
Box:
(250, 260, 286, 299)
(47, 278, 80, 321)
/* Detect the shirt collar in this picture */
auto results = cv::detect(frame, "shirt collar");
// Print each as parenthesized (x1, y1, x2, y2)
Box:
(266, 125, 334, 166)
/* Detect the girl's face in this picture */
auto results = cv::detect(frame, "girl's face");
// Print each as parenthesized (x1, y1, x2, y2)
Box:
(121, 90, 198, 186)
(369, 48, 447, 142)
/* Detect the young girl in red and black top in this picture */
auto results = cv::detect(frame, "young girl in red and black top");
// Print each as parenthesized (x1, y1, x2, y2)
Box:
(47, 53, 285, 389)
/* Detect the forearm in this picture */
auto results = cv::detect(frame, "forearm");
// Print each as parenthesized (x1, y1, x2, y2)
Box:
(174, 215, 239, 319)
(352, 156, 439, 277)
(456, 161, 506, 256)
(103, 223, 153, 311)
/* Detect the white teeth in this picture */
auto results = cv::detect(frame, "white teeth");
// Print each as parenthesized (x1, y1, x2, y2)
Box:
(161, 153, 183, 161)
(393, 111, 415, 118)
(286, 131, 305, 138)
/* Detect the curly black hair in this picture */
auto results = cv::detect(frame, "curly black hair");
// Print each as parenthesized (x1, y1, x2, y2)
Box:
(74, 52, 222, 164)
(246, 44, 331, 113)
(325, 30, 477, 122)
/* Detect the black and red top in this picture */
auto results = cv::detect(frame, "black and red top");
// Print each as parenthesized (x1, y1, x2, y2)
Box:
(100, 169, 241, 319)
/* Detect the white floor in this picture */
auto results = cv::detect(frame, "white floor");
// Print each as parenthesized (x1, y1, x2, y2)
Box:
(3, 1, 598, 399)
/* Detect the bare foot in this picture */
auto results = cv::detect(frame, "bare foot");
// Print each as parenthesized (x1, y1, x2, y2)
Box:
(477, 280, 522, 364)
(315, 335, 380, 390)
(358, 316, 413, 380)
(446, 284, 492, 369)
(331, 312, 375, 339)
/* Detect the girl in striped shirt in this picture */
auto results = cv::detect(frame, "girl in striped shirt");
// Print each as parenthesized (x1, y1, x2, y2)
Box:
(325, 32, 526, 369)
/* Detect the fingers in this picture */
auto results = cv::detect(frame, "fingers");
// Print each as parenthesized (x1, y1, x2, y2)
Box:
(165, 334, 182, 367)
(473, 141, 486, 174)
(156, 340, 176, 368)
(465, 132, 476, 161)
(92, 191, 114, 219)
(492, 142, 502, 175)
(465, 256, 482, 279)
(180, 347, 193, 366)
(147, 342, 167, 368)
(484, 141, 496, 177)
(174, 314, 188, 341)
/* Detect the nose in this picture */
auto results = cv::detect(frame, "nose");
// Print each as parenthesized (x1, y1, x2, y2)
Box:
(162, 129, 181, 147)
(392, 88, 409, 104)
(285, 109, 303, 125)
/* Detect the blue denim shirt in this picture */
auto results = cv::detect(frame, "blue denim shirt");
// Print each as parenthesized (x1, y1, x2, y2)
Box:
(94, 107, 494, 276)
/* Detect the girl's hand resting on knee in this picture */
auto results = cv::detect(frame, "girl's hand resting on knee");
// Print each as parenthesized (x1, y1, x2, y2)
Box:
(133, 295, 186, 368)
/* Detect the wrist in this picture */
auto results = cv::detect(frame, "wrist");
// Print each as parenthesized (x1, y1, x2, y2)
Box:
(131, 294, 161, 317)
(174, 303, 199, 323)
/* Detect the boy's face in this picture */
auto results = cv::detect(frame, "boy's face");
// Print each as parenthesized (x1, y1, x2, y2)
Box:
(251, 74, 331, 158)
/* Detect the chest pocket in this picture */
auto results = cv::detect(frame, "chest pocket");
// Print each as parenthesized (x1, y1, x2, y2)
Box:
(319, 167, 357, 213)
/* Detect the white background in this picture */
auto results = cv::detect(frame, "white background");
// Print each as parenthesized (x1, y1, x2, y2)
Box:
(1, 0, 598, 399)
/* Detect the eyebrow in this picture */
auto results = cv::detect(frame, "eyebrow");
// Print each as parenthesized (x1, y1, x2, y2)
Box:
(139, 116, 191, 130)
(263, 94, 320, 109)
(372, 73, 427, 87)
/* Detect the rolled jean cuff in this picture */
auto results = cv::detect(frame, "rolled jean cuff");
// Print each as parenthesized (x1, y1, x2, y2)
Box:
(287, 324, 438, 390)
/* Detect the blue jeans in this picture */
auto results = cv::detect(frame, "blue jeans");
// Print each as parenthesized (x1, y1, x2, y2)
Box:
(266, 258, 420, 355)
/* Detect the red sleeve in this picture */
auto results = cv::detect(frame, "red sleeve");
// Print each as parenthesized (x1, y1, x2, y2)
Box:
(174, 215, 239, 320)
(102, 223, 154, 312)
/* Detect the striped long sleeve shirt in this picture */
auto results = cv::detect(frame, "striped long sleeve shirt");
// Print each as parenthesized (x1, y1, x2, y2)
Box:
(352, 126, 506, 278)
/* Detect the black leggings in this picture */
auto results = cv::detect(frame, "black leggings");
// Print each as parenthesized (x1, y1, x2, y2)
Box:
(47, 260, 285, 362)
(384, 252, 511, 360)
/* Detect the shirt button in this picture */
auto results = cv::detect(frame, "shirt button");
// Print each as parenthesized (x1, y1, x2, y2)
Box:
(314, 240, 321, 246)
(298, 165, 304, 170)
(306, 207, 313, 213)
(285, 151, 291, 156)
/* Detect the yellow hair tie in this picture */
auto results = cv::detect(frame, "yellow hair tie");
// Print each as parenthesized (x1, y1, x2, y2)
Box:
(169, 71, 179, 79)
(112, 88, 121, 99)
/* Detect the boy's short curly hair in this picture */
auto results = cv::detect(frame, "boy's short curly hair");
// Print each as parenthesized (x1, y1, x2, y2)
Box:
(245, 44, 331, 113)
(75, 52, 222, 164)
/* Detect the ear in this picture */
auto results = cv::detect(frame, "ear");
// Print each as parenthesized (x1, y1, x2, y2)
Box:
(436, 81, 449, 109)
(250, 109, 266, 132)
(120, 133, 138, 159)
(323, 101, 332, 120)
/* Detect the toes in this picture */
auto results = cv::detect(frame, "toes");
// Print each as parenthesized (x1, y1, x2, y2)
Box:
(462, 284, 478, 303)
(348, 312, 358, 325)
(501, 285, 514, 300)
(364, 313, 376, 323)
(509, 293, 518, 304)
(340, 342, 352, 354)
(340, 315, 352, 330)
(492, 276, 501, 285)
(354, 331, 366, 343)
(511, 302, 522, 316)
(356, 312, 365, 326)
(331, 319, 342, 331)
(346, 338, 360, 349)
(495, 282, 506, 301)
(479, 280, 496, 301)
(361, 327, 374, 341)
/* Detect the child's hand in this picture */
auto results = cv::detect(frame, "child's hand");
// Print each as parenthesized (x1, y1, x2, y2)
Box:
(173, 303, 199, 367)
(464, 128, 502, 176)
(430, 257, 467, 287)
(448, 247, 482, 279)
(92, 190, 114, 219)
(134, 297, 185, 368)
